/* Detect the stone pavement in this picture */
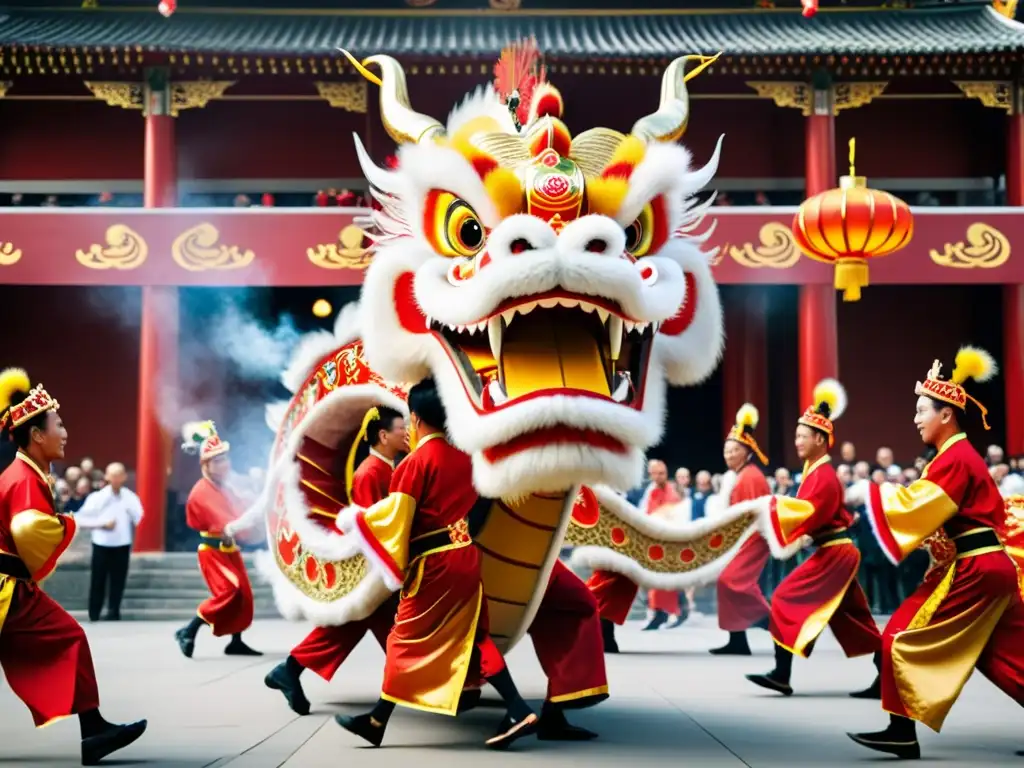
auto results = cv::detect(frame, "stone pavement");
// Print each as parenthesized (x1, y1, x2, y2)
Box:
(2, 615, 1020, 767)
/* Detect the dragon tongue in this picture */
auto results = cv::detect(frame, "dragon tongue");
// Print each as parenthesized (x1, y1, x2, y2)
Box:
(500, 311, 610, 400)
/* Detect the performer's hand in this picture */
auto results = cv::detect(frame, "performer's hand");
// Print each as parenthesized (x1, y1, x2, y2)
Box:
(799, 535, 813, 549)
(221, 535, 236, 548)
(102, 519, 116, 531)
(844, 478, 869, 508)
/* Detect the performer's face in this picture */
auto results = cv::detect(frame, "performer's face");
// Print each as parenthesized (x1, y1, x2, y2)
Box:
(914, 395, 951, 446)
(379, 416, 409, 455)
(723, 440, 747, 471)
(205, 455, 231, 484)
(32, 411, 67, 462)
(794, 424, 824, 461)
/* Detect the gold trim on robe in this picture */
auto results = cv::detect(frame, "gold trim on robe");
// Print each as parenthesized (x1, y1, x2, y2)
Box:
(10, 509, 76, 582)
(352, 492, 416, 591)
(770, 455, 831, 545)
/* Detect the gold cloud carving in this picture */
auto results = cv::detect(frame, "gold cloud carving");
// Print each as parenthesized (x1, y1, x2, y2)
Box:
(0, 242, 21, 265)
(307, 225, 372, 270)
(172, 223, 255, 272)
(929, 223, 1010, 269)
(726, 221, 801, 269)
(75, 224, 148, 270)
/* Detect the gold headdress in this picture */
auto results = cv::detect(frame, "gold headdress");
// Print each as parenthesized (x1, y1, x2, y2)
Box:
(345, 407, 381, 501)
(0, 368, 59, 431)
(181, 420, 230, 462)
(726, 403, 768, 465)
(798, 379, 847, 448)
(915, 346, 997, 430)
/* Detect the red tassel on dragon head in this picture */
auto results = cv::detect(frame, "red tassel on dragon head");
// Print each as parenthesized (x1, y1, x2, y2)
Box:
(347, 44, 725, 499)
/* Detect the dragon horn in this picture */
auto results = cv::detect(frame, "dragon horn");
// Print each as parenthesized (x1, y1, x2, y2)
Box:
(340, 50, 445, 145)
(630, 53, 721, 144)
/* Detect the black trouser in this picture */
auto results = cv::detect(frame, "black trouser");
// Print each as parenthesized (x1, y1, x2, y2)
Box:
(89, 544, 131, 621)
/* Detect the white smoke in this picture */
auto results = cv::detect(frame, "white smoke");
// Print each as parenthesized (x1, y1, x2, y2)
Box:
(207, 301, 300, 379)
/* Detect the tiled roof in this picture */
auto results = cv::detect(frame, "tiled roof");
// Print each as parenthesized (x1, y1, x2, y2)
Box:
(0, 6, 1021, 57)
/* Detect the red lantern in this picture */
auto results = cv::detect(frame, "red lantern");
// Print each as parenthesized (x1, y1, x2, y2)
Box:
(792, 139, 913, 302)
(158, 0, 176, 17)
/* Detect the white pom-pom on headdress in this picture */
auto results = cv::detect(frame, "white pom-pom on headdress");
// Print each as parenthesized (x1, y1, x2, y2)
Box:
(812, 378, 847, 421)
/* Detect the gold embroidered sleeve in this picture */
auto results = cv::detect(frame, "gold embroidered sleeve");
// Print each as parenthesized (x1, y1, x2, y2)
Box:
(10, 509, 77, 582)
(350, 492, 417, 591)
(865, 479, 959, 565)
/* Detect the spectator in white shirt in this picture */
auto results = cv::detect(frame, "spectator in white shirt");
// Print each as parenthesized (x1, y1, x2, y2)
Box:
(75, 463, 143, 622)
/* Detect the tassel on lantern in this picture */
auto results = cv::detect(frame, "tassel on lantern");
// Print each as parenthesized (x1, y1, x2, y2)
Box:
(833, 259, 869, 302)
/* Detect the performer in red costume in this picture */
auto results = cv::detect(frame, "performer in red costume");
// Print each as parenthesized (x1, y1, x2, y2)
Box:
(0, 368, 146, 765)
(264, 406, 407, 715)
(710, 404, 772, 655)
(587, 459, 680, 651)
(746, 379, 882, 697)
(848, 348, 1024, 760)
(174, 421, 262, 658)
(335, 378, 538, 750)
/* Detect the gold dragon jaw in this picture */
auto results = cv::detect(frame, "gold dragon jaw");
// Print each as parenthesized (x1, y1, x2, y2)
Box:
(351, 51, 726, 502)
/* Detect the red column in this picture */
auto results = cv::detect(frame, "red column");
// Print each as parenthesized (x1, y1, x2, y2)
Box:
(1004, 84, 1024, 456)
(722, 289, 768, 441)
(134, 71, 178, 552)
(798, 85, 839, 410)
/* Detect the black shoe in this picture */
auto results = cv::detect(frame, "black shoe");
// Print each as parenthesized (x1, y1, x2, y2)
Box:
(335, 713, 386, 748)
(485, 713, 539, 750)
(847, 730, 921, 759)
(265, 662, 311, 716)
(104, 614, 121, 622)
(666, 615, 687, 629)
(537, 707, 597, 741)
(849, 674, 882, 700)
(745, 672, 793, 696)
(710, 632, 751, 656)
(457, 688, 482, 714)
(174, 627, 195, 659)
(641, 611, 668, 631)
(224, 638, 263, 656)
(81, 719, 147, 765)
(600, 618, 619, 654)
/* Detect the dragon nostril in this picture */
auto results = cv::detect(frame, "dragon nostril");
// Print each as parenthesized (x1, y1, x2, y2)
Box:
(585, 238, 608, 254)
(509, 238, 532, 255)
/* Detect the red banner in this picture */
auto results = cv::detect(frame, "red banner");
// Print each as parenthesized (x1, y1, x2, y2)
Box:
(0, 207, 1019, 286)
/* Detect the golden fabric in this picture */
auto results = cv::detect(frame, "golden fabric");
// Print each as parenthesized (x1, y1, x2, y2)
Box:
(0, 577, 15, 635)
(877, 479, 959, 561)
(10, 510, 72, 582)
(773, 496, 817, 546)
(906, 563, 957, 631)
(360, 492, 417, 577)
(381, 582, 483, 716)
(891, 592, 1009, 732)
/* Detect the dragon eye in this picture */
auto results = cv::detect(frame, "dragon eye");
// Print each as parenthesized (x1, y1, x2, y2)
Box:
(424, 190, 486, 259)
(624, 203, 655, 257)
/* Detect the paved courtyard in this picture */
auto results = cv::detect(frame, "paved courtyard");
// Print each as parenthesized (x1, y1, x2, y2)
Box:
(2, 616, 1021, 767)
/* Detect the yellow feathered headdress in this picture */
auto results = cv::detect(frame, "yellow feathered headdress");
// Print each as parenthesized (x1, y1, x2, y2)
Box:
(181, 420, 230, 461)
(725, 403, 768, 465)
(798, 378, 847, 447)
(915, 346, 998, 430)
(0, 368, 59, 431)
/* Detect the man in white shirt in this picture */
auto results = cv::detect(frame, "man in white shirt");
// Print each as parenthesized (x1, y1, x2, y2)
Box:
(75, 463, 144, 622)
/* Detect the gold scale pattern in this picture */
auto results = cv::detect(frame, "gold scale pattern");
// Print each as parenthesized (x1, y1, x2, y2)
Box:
(564, 503, 759, 573)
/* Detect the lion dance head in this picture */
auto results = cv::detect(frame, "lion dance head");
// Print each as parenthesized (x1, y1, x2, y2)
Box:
(350, 48, 725, 499)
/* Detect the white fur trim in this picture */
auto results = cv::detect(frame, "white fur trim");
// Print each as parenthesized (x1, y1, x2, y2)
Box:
(265, 401, 288, 434)
(473, 444, 645, 498)
(1002, 473, 1024, 497)
(281, 331, 338, 393)
(746, 495, 812, 560)
(414, 216, 686, 328)
(337, 505, 404, 592)
(332, 302, 363, 347)
(398, 141, 502, 228)
(705, 470, 739, 516)
(445, 83, 517, 137)
(280, 460, 361, 562)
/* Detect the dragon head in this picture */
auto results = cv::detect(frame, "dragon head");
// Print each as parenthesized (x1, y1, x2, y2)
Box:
(352, 50, 724, 498)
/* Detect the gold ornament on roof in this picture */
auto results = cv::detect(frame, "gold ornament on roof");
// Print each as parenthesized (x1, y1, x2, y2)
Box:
(929, 223, 1011, 269)
(85, 81, 144, 111)
(172, 223, 255, 272)
(170, 81, 235, 115)
(75, 224, 148, 270)
(314, 82, 368, 113)
(308, 225, 373, 270)
(954, 81, 1014, 113)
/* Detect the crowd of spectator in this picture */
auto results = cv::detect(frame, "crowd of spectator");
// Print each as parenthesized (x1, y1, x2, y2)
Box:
(638, 441, 1023, 618)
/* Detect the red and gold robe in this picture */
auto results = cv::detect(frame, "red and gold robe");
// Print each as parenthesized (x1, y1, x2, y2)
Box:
(864, 434, 1024, 732)
(290, 439, 399, 680)
(0, 452, 99, 726)
(717, 463, 772, 631)
(349, 433, 503, 715)
(585, 483, 682, 623)
(186, 477, 254, 637)
(766, 455, 880, 658)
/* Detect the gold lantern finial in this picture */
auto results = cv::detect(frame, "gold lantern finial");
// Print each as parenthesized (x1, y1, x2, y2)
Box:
(840, 137, 866, 191)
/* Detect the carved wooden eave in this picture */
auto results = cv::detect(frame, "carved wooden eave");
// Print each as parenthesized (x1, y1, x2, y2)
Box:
(314, 82, 368, 113)
(746, 81, 888, 116)
(953, 81, 1020, 114)
(83, 80, 235, 116)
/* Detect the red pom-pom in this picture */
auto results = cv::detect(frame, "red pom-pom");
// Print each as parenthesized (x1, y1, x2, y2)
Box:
(384, 154, 399, 170)
(801, 0, 817, 17)
(158, 0, 176, 17)
(261, 193, 275, 207)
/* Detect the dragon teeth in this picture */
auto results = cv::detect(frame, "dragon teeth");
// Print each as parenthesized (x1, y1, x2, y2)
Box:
(487, 316, 503, 363)
(609, 316, 623, 361)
